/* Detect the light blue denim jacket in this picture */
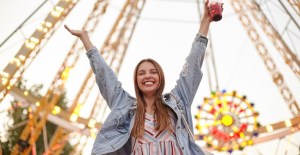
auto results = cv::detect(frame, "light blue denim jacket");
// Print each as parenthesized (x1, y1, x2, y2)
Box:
(87, 34, 208, 155)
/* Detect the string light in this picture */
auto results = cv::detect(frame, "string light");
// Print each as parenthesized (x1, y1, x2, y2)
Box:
(284, 119, 292, 127)
(52, 106, 61, 115)
(35, 102, 40, 107)
(88, 119, 96, 128)
(24, 91, 29, 96)
(266, 125, 273, 132)
(70, 113, 78, 122)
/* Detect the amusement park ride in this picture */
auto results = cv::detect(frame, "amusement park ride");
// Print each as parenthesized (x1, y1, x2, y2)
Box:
(0, 0, 299, 154)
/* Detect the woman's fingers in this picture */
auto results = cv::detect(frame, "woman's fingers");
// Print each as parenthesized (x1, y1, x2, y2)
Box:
(64, 25, 70, 31)
(64, 24, 80, 37)
(64, 24, 73, 33)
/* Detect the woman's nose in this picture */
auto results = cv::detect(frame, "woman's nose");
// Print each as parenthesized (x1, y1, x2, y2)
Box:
(144, 73, 151, 79)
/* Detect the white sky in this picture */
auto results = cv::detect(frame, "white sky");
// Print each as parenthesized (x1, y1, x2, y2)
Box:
(0, 0, 300, 154)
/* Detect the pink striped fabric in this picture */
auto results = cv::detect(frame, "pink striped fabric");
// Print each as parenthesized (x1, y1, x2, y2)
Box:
(131, 112, 183, 155)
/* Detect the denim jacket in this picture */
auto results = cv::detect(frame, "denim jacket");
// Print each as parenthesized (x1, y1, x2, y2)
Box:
(86, 34, 208, 155)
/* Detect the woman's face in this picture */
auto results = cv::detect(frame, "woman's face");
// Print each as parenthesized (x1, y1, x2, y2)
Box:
(136, 61, 160, 96)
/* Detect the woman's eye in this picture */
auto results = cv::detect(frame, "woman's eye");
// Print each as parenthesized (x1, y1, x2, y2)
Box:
(151, 70, 158, 74)
(138, 72, 145, 75)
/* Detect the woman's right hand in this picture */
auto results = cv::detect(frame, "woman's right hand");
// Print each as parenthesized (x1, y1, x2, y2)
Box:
(64, 25, 94, 51)
(64, 25, 88, 39)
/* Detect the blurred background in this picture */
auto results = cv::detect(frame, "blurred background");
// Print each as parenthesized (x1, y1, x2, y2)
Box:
(0, 0, 299, 154)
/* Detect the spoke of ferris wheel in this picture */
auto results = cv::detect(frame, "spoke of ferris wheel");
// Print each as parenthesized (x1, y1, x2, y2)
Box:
(8, 120, 29, 131)
(199, 117, 214, 121)
(278, 0, 300, 29)
(238, 112, 259, 119)
(201, 120, 222, 128)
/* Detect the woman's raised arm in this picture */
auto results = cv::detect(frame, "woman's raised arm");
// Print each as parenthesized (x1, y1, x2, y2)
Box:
(198, 0, 212, 36)
(64, 25, 94, 52)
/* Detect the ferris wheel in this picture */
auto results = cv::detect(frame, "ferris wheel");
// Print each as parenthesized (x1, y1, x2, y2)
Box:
(195, 90, 259, 152)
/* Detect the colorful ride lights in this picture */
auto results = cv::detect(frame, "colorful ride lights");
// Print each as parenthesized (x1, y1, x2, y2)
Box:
(194, 90, 260, 152)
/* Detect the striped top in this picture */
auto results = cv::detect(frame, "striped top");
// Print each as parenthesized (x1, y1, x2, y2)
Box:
(131, 112, 183, 155)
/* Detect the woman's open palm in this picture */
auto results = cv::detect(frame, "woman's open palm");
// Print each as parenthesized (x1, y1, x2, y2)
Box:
(64, 25, 87, 38)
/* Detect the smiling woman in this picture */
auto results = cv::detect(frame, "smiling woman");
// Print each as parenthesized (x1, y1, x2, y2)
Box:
(0, 0, 299, 154)
(132, 58, 170, 142)
(64, 0, 213, 154)
(135, 59, 161, 99)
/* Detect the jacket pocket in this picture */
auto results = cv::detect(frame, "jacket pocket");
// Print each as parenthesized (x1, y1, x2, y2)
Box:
(100, 119, 120, 140)
(100, 110, 128, 140)
(116, 116, 127, 133)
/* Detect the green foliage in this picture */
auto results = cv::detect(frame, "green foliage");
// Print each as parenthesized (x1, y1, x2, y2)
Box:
(0, 79, 74, 154)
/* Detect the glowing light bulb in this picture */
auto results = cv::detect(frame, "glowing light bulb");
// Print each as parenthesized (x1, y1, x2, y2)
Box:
(221, 115, 234, 126)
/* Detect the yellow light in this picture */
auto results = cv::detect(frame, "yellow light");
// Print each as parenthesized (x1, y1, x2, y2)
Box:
(35, 102, 40, 107)
(90, 128, 97, 139)
(207, 136, 213, 142)
(30, 37, 40, 43)
(74, 104, 82, 114)
(233, 144, 239, 150)
(248, 139, 254, 145)
(18, 55, 25, 61)
(221, 146, 228, 151)
(52, 106, 61, 115)
(0, 71, 9, 77)
(2, 79, 8, 85)
(55, 6, 64, 12)
(88, 119, 96, 128)
(241, 141, 247, 147)
(6, 85, 11, 90)
(211, 120, 221, 127)
(232, 126, 239, 132)
(90, 129, 96, 139)
(266, 125, 273, 132)
(285, 119, 292, 127)
(195, 113, 201, 119)
(12, 58, 21, 66)
(45, 22, 53, 28)
(70, 113, 78, 122)
(196, 123, 201, 130)
(43, 28, 48, 33)
(24, 91, 29, 96)
(51, 11, 60, 17)
(221, 115, 234, 126)
(61, 67, 70, 80)
(239, 132, 245, 138)
(25, 40, 36, 49)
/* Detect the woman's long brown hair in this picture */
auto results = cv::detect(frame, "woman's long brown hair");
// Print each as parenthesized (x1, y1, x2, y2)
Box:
(131, 59, 170, 137)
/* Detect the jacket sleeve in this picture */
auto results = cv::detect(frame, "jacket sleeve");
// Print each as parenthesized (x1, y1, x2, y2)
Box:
(86, 47, 135, 109)
(171, 34, 208, 107)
